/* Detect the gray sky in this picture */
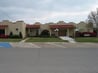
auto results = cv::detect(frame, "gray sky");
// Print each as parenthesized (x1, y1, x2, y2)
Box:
(0, 0, 98, 23)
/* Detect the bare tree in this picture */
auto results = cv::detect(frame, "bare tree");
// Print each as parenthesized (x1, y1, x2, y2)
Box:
(87, 8, 98, 36)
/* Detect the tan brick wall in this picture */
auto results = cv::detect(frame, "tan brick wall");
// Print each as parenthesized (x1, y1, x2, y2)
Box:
(39, 24, 51, 35)
(0, 20, 26, 38)
(0, 20, 75, 38)
(76, 22, 93, 32)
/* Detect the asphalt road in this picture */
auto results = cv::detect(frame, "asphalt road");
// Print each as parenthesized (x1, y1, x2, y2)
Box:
(0, 47, 98, 73)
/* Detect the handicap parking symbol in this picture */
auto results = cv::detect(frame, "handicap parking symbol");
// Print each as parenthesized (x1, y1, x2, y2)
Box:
(0, 42, 12, 48)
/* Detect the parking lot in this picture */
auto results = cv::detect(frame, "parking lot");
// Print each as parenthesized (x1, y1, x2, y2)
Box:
(0, 42, 98, 48)
(10, 42, 98, 48)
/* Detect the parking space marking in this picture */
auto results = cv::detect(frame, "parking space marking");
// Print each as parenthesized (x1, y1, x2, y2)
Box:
(31, 43, 41, 48)
(0, 42, 12, 48)
(6, 42, 98, 48)
(10, 43, 41, 48)
(47, 43, 66, 48)
(0, 46, 3, 47)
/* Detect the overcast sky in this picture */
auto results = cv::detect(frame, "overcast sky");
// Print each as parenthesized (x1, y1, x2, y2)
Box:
(0, 0, 98, 23)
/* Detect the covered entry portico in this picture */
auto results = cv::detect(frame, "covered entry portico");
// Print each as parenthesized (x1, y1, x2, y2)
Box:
(50, 25, 75, 37)
(26, 25, 40, 37)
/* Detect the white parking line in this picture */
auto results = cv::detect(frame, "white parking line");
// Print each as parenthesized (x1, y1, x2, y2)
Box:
(31, 43, 41, 48)
(0, 46, 3, 47)
(10, 43, 41, 48)
(47, 43, 66, 48)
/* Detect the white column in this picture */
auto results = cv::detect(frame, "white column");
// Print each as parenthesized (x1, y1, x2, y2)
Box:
(49, 30, 52, 36)
(28, 29, 31, 36)
(5, 28, 7, 35)
(73, 29, 75, 38)
(67, 29, 69, 37)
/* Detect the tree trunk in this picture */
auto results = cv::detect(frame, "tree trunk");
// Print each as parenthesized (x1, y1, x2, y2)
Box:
(96, 24, 98, 37)
(97, 29, 98, 37)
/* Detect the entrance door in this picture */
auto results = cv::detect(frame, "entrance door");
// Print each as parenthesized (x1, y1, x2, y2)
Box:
(40, 30, 50, 37)
(59, 29, 67, 36)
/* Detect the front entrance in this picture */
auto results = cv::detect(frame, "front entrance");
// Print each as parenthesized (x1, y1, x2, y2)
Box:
(58, 29, 67, 36)
(0, 29, 5, 35)
(40, 30, 50, 37)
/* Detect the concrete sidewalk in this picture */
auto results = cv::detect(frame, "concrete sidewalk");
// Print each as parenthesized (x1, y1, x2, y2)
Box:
(19, 38, 29, 43)
(59, 36, 76, 43)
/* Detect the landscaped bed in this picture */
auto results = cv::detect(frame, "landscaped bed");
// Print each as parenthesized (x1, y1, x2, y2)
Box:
(0, 38, 22, 42)
(26, 37, 68, 42)
(75, 37, 98, 43)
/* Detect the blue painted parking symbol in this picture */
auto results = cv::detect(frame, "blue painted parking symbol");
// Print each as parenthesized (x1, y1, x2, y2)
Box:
(0, 42, 12, 48)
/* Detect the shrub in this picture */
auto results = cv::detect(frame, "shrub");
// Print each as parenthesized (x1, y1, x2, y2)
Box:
(0, 34, 9, 38)
(9, 32, 13, 38)
(9, 35, 20, 38)
(19, 32, 22, 38)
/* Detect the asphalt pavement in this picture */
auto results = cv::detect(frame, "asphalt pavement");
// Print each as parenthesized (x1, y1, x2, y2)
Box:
(0, 47, 98, 73)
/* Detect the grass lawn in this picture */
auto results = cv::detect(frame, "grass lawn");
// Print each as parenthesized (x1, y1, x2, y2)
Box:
(75, 37, 98, 43)
(0, 38, 22, 42)
(26, 37, 67, 42)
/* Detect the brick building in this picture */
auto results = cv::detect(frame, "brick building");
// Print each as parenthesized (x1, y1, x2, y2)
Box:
(0, 20, 75, 38)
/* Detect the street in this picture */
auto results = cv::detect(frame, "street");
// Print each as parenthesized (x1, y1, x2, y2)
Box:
(0, 47, 98, 73)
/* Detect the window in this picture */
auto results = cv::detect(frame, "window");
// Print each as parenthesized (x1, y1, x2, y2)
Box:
(16, 28, 18, 31)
